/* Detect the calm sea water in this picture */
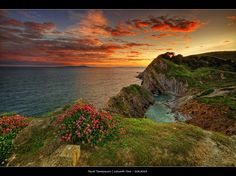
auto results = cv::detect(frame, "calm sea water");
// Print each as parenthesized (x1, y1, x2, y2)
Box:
(0, 67, 144, 116)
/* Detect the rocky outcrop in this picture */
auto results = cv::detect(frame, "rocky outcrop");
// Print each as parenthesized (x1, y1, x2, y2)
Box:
(40, 145, 80, 166)
(137, 53, 189, 96)
(105, 84, 155, 118)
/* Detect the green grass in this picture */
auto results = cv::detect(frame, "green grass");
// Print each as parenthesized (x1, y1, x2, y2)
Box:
(123, 84, 152, 99)
(4, 111, 236, 166)
(197, 96, 236, 111)
(210, 132, 233, 147)
(160, 58, 236, 91)
(16, 128, 49, 155)
(82, 115, 214, 166)
(3, 97, 236, 166)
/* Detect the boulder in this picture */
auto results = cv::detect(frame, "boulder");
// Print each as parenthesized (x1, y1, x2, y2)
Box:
(41, 145, 81, 166)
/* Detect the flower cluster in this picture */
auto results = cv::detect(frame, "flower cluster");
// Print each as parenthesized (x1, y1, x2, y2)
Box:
(0, 114, 30, 135)
(0, 113, 30, 166)
(55, 103, 124, 145)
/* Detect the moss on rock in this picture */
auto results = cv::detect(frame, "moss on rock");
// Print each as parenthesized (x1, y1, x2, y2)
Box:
(105, 84, 155, 118)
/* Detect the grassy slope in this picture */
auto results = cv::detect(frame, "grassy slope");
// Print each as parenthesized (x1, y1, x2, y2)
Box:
(163, 58, 236, 90)
(187, 51, 236, 63)
(80, 115, 236, 166)
(5, 107, 236, 166)
(6, 104, 71, 166)
(162, 57, 236, 113)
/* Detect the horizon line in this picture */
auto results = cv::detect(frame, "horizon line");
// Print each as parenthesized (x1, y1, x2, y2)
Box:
(0, 65, 146, 68)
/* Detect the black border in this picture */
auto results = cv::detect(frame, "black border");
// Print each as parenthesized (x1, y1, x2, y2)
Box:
(0, 0, 236, 9)
(1, 0, 236, 176)
(1, 166, 236, 176)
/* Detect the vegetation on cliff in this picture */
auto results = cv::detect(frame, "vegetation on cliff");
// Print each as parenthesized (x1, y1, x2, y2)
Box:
(138, 51, 236, 95)
(137, 51, 236, 135)
(105, 84, 155, 118)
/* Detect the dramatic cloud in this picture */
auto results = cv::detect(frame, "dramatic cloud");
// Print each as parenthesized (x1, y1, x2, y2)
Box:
(0, 12, 57, 40)
(125, 42, 152, 47)
(0, 13, 151, 66)
(1, 9, 234, 67)
(69, 10, 109, 37)
(102, 23, 137, 37)
(150, 16, 201, 32)
(68, 10, 137, 37)
(69, 11, 202, 39)
(151, 33, 176, 39)
(127, 16, 202, 33)
(127, 19, 151, 29)
(22, 22, 56, 39)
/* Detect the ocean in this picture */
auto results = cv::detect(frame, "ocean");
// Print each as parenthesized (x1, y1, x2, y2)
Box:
(0, 67, 144, 116)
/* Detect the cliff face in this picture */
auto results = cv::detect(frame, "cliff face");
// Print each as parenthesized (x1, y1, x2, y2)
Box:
(137, 53, 189, 96)
(138, 51, 236, 96)
(105, 84, 155, 118)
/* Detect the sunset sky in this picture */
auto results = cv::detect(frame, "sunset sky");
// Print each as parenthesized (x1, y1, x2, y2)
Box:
(0, 9, 236, 67)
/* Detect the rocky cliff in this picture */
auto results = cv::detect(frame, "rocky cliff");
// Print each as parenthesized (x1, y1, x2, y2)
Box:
(106, 51, 236, 122)
(137, 53, 189, 96)
(105, 84, 155, 118)
(138, 51, 236, 96)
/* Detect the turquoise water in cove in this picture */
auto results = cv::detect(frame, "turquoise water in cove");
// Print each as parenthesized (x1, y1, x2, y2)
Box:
(0, 67, 144, 116)
(145, 94, 186, 123)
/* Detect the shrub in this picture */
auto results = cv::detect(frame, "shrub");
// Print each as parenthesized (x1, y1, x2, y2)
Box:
(0, 114, 30, 135)
(0, 114, 30, 165)
(55, 103, 124, 145)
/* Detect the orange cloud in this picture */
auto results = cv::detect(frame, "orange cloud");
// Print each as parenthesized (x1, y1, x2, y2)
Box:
(69, 10, 110, 37)
(103, 23, 137, 37)
(68, 10, 138, 37)
(127, 16, 202, 33)
(0, 19, 23, 26)
(125, 42, 152, 47)
(227, 16, 236, 26)
(156, 48, 173, 51)
(130, 51, 141, 54)
(151, 19, 201, 32)
(0, 16, 152, 66)
(151, 33, 176, 39)
(130, 19, 150, 29)
(227, 16, 236, 20)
